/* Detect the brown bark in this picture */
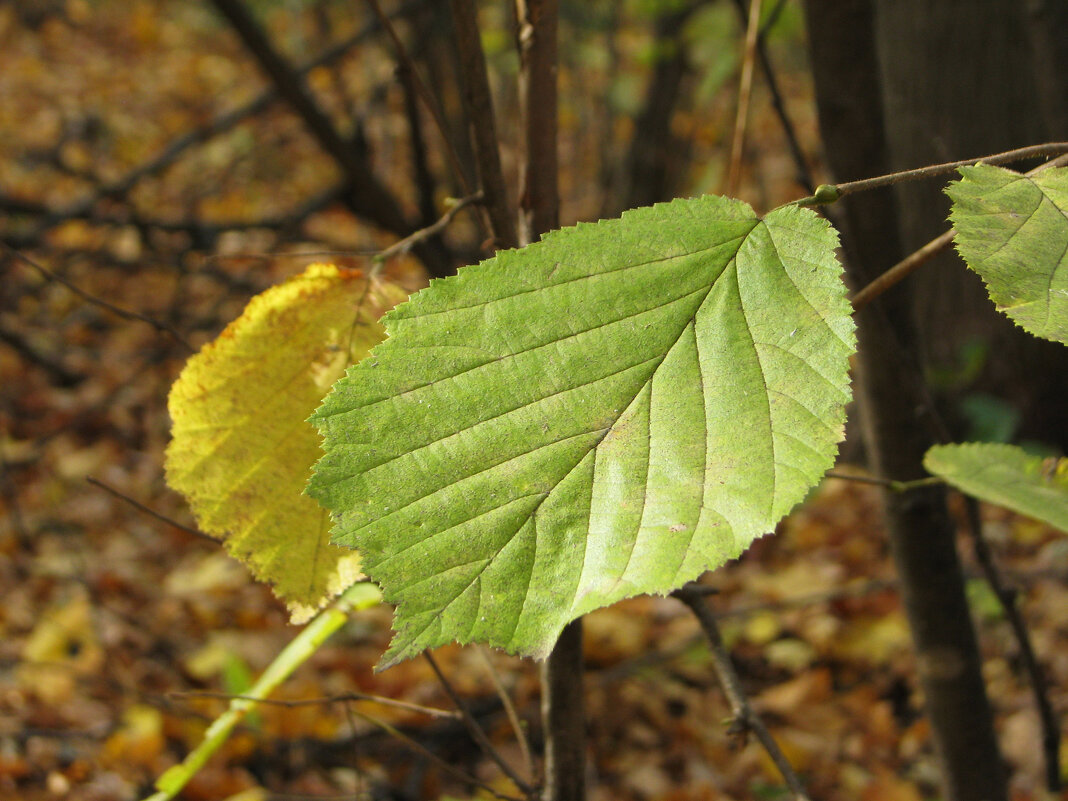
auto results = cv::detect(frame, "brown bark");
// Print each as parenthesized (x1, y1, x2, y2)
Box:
(516, 0, 560, 243)
(803, 3, 1009, 800)
(540, 620, 585, 801)
(450, 0, 518, 249)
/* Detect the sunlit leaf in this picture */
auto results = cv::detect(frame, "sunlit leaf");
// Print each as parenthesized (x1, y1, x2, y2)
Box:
(309, 197, 855, 667)
(947, 164, 1068, 345)
(166, 263, 407, 620)
(924, 442, 1068, 533)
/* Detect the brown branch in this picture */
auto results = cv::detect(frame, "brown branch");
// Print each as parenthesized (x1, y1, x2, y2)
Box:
(424, 652, 534, 796)
(375, 191, 484, 262)
(209, 0, 412, 238)
(729, 0, 814, 193)
(397, 51, 440, 229)
(818, 141, 1068, 201)
(85, 477, 214, 542)
(0, 432, 30, 549)
(1, 6, 420, 247)
(617, 2, 700, 213)
(516, 0, 560, 244)
(450, 0, 518, 249)
(849, 149, 1068, 309)
(1, 241, 193, 351)
(0, 322, 84, 387)
(961, 498, 1061, 792)
(825, 469, 943, 492)
(850, 228, 957, 311)
(476, 647, 537, 786)
(344, 702, 526, 801)
(4, 185, 343, 250)
(515, 5, 583, 801)
(365, 0, 477, 205)
(540, 619, 585, 801)
(170, 689, 460, 720)
(725, 0, 762, 197)
(673, 584, 812, 801)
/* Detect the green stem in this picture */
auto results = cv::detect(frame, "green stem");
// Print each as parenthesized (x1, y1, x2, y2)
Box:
(142, 583, 381, 801)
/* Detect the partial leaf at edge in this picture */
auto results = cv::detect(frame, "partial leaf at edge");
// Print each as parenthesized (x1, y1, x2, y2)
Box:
(924, 443, 1068, 533)
(165, 263, 408, 621)
(308, 196, 856, 667)
(947, 164, 1068, 345)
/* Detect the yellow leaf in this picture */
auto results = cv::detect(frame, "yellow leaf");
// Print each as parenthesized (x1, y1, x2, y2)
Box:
(165, 263, 407, 621)
(18, 590, 103, 703)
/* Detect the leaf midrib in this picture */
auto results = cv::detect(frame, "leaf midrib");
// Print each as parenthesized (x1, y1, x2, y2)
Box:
(378, 221, 776, 633)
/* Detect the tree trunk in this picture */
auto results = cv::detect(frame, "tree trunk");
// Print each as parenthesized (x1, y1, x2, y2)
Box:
(803, 3, 1009, 799)
(873, 0, 1068, 447)
(616, 4, 695, 213)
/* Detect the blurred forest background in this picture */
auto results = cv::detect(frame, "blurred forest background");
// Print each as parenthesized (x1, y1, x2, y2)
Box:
(1, 2, 1066, 800)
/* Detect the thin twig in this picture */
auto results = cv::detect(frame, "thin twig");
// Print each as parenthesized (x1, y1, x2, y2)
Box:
(0, 322, 84, 386)
(86, 477, 214, 542)
(476, 647, 537, 786)
(346, 704, 525, 801)
(424, 652, 535, 795)
(200, 193, 483, 270)
(726, 0, 762, 197)
(0, 433, 30, 548)
(961, 497, 1061, 792)
(397, 47, 440, 229)
(757, 0, 787, 35)
(730, 0, 814, 193)
(210, 0, 413, 237)
(170, 689, 460, 720)
(672, 584, 811, 801)
(200, 249, 379, 266)
(1, 241, 194, 351)
(825, 470, 944, 492)
(849, 148, 1068, 310)
(3, 6, 421, 247)
(849, 228, 956, 310)
(599, 577, 897, 686)
(61, 183, 344, 249)
(365, 0, 479, 212)
(814, 141, 1068, 201)
(375, 192, 484, 263)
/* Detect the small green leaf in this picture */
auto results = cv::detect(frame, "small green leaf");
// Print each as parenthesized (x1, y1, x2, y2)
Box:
(947, 164, 1068, 345)
(924, 442, 1068, 533)
(309, 196, 856, 667)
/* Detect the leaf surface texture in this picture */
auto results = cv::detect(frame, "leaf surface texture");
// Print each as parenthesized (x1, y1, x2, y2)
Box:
(925, 443, 1068, 533)
(309, 197, 855, 665)
(166, 263, 407, 620)
(948, 164, 1068, 345)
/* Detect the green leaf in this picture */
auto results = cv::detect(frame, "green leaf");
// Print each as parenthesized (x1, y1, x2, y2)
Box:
(166, 263, 407, 621)
(947, 164, 1068, 345)
(309, 197, 856, 667)
(924, 443, 1068, 533)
